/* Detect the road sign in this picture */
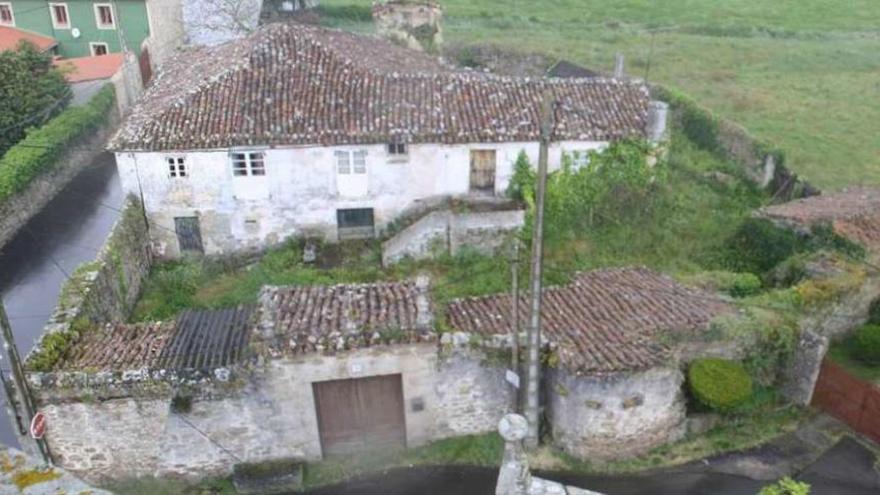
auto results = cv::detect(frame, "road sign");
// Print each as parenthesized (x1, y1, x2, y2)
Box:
(506, 369, 520, 389)
(29, 412, 46, 440)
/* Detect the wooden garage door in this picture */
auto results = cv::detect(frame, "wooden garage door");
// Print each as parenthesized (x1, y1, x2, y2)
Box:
(313, 374, 406, 457)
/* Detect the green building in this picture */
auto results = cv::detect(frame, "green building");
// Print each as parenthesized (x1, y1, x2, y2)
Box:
(1, 0, 150, 58)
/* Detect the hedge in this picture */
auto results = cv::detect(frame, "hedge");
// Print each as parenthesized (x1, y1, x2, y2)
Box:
(0, 84, 115, 203)
(688, 358, 753, 413)
(854, 325, 880, 366)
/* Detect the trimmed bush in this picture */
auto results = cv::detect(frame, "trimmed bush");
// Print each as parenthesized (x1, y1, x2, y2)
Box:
(853, 325, 880, 366)
(688, 358, 753, 413)
(0, 84, 115, 203)
(758, 477, 811, 495)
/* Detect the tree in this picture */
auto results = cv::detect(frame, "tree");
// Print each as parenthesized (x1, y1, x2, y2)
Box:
(0, 42, 69, 157)
(186, 0, 263, 45)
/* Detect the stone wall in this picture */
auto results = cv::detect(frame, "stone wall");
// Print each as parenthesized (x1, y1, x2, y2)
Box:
(0, 106, 119, 250)
(382, 208, 525, 265)
(25, 197, 153, 373)
(373, 1, 443, 53)
(31, 343, 511, 483)
(547, 367, 686, 460)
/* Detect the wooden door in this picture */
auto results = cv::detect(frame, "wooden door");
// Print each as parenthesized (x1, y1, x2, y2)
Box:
(138, 47, 153, 87)
(174, 216, 204, 254)
(470, 150, 497, 192)
(313, 374, 406, 457)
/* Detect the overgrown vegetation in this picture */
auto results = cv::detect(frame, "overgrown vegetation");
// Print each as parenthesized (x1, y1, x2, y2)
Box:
(0, 42, 69, 157)
(0, 85, 115, 202)
(318, 0, 880, 190)
(688, 358, 754, 412)
(759, 477, 811, 495)
(852, 325, 880, 365)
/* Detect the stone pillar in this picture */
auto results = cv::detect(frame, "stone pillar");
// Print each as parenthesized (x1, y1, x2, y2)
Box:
(613, 53, 625, 78)
(782, 329, 829, 406)
(495, 414, 531, 495)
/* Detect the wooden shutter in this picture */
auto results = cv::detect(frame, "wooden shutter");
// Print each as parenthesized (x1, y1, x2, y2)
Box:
(469, 150, 497, 192)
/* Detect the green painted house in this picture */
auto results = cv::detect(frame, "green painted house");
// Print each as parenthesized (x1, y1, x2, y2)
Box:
(1, 0, 150, 58)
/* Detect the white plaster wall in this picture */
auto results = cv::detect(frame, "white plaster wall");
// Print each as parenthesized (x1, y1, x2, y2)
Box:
(116, 140, 604, 257)
(548, 367, 686, 460)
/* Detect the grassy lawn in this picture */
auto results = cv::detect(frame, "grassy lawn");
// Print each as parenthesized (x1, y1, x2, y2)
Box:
(132, 129, 764, 321)
(319, 0, 880, 191)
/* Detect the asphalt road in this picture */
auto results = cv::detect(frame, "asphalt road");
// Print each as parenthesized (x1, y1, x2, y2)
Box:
(0, 154, 123, 447)
(303, 437, 879, 495)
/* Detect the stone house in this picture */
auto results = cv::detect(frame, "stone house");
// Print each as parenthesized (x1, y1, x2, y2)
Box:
(109, 22, 662, 259)
(26, 267, 729, 481)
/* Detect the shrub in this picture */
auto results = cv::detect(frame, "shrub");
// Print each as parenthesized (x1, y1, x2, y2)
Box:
(686, 271, 762, 297)
(853, 325, 880, 366)
(724, 218, 802, 274)
(0, 85, 115, 202)
(688, 358, 753, 412)
(758, 477, 810, 495)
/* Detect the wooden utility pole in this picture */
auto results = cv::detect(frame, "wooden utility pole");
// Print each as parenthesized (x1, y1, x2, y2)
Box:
(524, 90, 555, 448)
(0, 301, 51, 464)
(510, 240, 520, 411)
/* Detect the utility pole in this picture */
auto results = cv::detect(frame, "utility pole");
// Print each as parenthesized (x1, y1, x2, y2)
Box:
(510, 240, 520, 412)
(0, 301, 52, 465)
(524, 90, 555, 448)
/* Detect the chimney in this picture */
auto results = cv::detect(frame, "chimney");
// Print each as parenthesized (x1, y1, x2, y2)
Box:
(372, 1, 444, 53)
(613, 53, 625, 78)
(646, 100, 669, 144)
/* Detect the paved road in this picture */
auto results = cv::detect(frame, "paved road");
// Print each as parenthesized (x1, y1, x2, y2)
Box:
(303, 437, 880, 495)
(0, 154, 123, 447)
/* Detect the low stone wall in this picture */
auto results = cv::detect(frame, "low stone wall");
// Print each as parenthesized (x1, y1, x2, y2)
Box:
(547, 367, 686, 460)
(382, 208, 525, 265)
(30, 343, 511, 483)
(26, 197, 152, 371)
(0, 101, 120, 249)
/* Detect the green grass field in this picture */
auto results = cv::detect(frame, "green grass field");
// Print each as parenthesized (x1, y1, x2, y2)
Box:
(320, 0, 880, 191)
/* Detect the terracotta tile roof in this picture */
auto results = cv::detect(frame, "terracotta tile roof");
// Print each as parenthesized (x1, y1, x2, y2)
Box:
(55, 306, 255, 371)
(446, 267, 731, 373)
(0, 26, 56, 53)
(56, 322, 175, 371)
(111, 22, 649, 151)
(761, 187, 880, 252)
(259, 279, 435, 355)
(54, 53, 123, 83)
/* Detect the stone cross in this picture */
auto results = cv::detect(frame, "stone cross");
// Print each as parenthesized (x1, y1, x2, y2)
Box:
(496, 414, 532, 495)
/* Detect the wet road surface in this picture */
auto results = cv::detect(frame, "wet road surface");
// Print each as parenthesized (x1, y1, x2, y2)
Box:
(0, 154, 123, 446)
(303, 437, 879, 495)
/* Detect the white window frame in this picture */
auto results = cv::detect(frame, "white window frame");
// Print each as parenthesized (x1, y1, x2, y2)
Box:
(0, 3, 15, 27)
(335, 150, 367, 175)
(89, 42, 109, 56)
(48, 3, 70, 29)
(166, 156, 187, 179)
(93, 2, 116, 30)
(230, 151, 266, 177)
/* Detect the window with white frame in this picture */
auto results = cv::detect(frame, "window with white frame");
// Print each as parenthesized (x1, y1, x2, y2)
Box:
(0, 3, 14, 26)
(335, 150, 367, 175)
(167, 157, 187, 178)
(94, 3, 115, 29)
(49, 3, 70, 29)
(90, 42, 109, 56)
(231, 152, 266, 177)
(570, 150, 592, 169)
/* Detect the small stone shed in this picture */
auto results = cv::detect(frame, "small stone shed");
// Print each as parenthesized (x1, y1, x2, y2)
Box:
(760, 186, 880, 257)
(26, 268, 731, 482)
(447, 267, 732, 459)
(26, 280, 510, 482)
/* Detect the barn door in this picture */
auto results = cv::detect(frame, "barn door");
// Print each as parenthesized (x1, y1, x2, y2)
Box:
(174, 216, 204, 254)
(469, 150, 497, 193)
(313, 374, 406, 457)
